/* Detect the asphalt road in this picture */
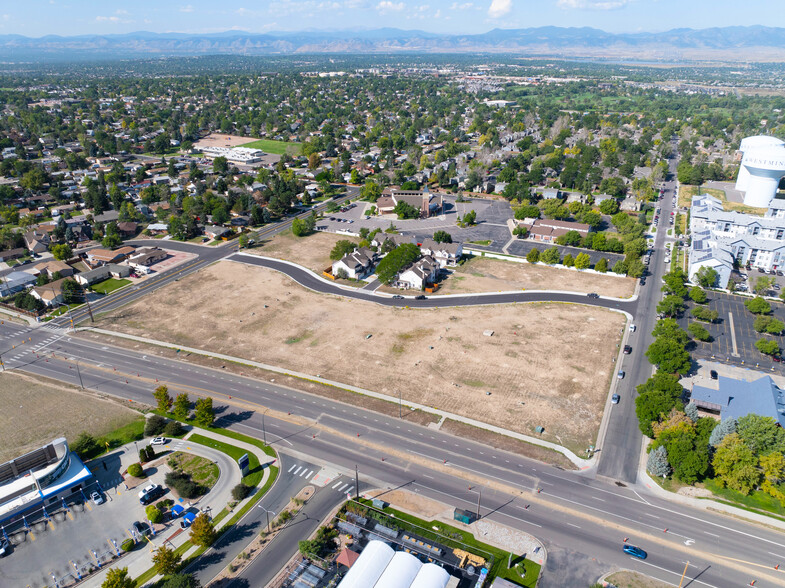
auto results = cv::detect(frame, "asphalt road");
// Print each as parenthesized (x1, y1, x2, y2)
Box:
(1, 321, 784, 587)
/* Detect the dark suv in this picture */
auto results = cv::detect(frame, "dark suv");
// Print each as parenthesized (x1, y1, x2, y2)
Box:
(139, 485, 165, 505)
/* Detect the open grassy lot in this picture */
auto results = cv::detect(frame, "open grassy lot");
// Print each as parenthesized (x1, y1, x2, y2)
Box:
(0, 372, 142, 462)
(247, 230, 359, 273)
(168, 451, 220, 489)
(678, 184, 766, 215)
(239, 138, 302, 155)
(91, 277, 131, 295)
(438, 256, 636, 298)
(94, 261, 624, 452)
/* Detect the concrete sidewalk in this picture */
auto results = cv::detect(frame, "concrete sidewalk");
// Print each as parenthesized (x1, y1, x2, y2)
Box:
(84, 428, 277, 588)
(82, 326, 593, 470)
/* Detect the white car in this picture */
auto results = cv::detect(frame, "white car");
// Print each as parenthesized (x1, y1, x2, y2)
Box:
(90, 491, 104, 505)
(138, 483, 160, 499)
(629, 324, 636, 332)
(150, 437, 168, 446)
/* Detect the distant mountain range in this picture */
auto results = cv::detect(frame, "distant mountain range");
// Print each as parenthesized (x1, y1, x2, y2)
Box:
(2, 26, 785, 61)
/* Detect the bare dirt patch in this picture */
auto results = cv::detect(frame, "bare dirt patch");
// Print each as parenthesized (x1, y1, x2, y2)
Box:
(194, 133, 259, 149)
(370, 489, 448, 520)
(438, 256, 636, 299)
(246, 231, 359, 273)
(93, 261, 623, 452)
(0, 372, 141, 462)
(605, 570, 672, 588)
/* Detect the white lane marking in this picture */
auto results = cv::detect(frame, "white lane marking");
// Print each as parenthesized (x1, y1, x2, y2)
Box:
(288, 465, 296, 473)
(636, 560, 718, 588)
(566, 523, 581, 529)
(332, 481, 343, 489)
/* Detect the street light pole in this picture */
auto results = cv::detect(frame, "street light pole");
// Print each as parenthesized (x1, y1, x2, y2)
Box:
(74, 357, 84, 389)
(677, 561, 690, 588)
(398, 390, 402, 419)
(262, 408, 269, 445)
(469, 486, 482, 521)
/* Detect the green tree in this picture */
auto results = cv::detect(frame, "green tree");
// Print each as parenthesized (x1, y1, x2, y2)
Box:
(330, 240, 357, 261)
(753, 315, 785, 335)
(393, 200, 420, 219)
(753, 275, 776, 295)
(291, 217, 308, 237)
(146, 504, 163, 524)
(375, 243, 421, 284)
(652, 319, 691, 346)
(696, 266, 719, 288)
(574, 252, 591, 269)
(540, 246, 560, 265)
(647, 445, 671, 478)
(737, 414, 785, 455)
(212, 156, 228, 174)
(646, 337, 691, 375)
(432, 230, 452, 243)
(612, 259, 627, 275)
(153, 385, 172, 413)
(51, 243, 72, 261)
(101, 567, 135, 588)
(193, 397, 215, 427)
(755, 338, 780, 356)
(360, 180, 381, 202)
(152, 544, 182, 575)
(172, 393, 190, 420)
(689, 287, 707, 304)
(657, 295, 685, 318)
(760, 452, 785, 504)
(102, 233, 123, 249)
(189, 512, 217, 547)
(746, 297, 772, 315)
(562, 253, 574, 267)
(526, 248, 540, 263)
(161, 574, 202, 588)
(635, 373, 684, 437)
(62, 279, 82, 304)
(709, 417, 737, 447)
(661, 270, 688, 298)
(594, 257, 608, 273)
(712, 433, 761, 495)
(688, 322, 712, 342)
(691, 306, 719, 323)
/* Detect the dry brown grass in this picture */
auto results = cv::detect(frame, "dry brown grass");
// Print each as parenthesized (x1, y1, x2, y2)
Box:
(247, 230, 359, 273)
(194, 133, 259, 149)
(94, 261, 623, 452)
(0, 372, 141, 462)
(438, 256, 636, 298)
(605, 571, 672, 588)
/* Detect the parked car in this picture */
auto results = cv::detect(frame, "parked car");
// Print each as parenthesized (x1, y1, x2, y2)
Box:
(629, 324, 636, 332)
(611, 394, 620, 404)
(623, 345, 632, 354)
(0, 538, 10, 557)
(90, 491, 104, 505)
(623, 544, 647, 560)
(415, 295, 426, 300)
(710, 370, 718, 380)
(151, 437, 168, 446)
(133, 521, 151, 537)
(617, 371, 625, 380)
(392, 295, 404, 299)
(139, 483, 165, 505)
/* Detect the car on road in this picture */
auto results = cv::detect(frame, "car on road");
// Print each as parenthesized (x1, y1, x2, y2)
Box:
(151, 437, 168, 446)
(90, 491, 104, 505)
(623, 345, 632, 354)
(415, 295, 427, 300)
(640, 278, 646, 286)
(629, 324, 636, 332)
(611, 394, 620, 404)
(623, 544, 648, 560)
(587, 292, 600, 299)
(617, 371, 625, 380)
(392, 295, 404, 299)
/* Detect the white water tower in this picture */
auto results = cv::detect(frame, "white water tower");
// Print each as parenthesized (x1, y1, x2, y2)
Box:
(736, 136, 785, 208)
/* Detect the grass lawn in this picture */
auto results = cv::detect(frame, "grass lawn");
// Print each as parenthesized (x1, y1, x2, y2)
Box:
(678, 184, 767, 215)
(189, 433, 266, 487)
(91, 278, 131, 295)
(239, 138, 302, 156)
(48, 302, 82, 317)
(702, 478, 785, 520)
(349, 500, 541, 586)
(169, 451, 220, 489)
(466, 240, 492, 246)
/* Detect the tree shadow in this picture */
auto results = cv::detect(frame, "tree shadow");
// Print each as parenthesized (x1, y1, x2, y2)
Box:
(214, 410, 255, 429)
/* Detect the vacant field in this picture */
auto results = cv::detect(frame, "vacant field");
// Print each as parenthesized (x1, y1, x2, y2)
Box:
(240, 138, 303, 156)
(605, 571, 671, 588)
(95, 261, 623, 452)
(678, 184, 766, 215)
(194, 134, 259, 149)
(438, 256, 636, 298)
(0, 373, 141, 462)
(248, 230, 359, 273)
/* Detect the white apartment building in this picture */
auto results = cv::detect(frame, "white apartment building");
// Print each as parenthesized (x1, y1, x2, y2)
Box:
(688, 194, 785, 287)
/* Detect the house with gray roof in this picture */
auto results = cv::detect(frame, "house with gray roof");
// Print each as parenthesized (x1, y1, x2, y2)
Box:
(395, 255, 440, 290)
(419, 238, 463, 267)
(691, 374, 785, 427)
(332, 247, 378, 279)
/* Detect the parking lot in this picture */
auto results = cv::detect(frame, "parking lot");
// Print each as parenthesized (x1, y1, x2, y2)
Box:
(678, 291, 785, 373)
(0, 438, 237, 588)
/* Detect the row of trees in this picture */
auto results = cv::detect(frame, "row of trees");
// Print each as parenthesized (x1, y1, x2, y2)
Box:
(153, 385, 215, 428)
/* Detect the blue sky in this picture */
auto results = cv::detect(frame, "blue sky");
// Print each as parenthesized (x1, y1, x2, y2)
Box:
(0, 1, 773, 37)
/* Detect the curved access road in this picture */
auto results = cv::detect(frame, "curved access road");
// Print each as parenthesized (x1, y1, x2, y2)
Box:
(227, 253, 639, 315)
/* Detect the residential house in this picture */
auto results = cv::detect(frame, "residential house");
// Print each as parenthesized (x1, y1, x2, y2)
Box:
(116, 222, 138, 237)
(0, 248, 26, 262)
(523, 219, 591, 244)
(691, 374, 785, 427)
(92, 210, 120, 224)
(33, 260, 74, 279)
(86, 246, 136, 267)
(332, 247, 378, 279)
(30, 277, 68, 307)
(394, 255, 440, 290)
(127, 247, 167, 270)
(146, 223, 168, 235)
(541, 189, 561, 200)
(24, 230, 51, 254)
(371, 233, 418, 250)
(204, 225, 231, 240)
(74, 264, 131, 286)
(0, 270, 37, 296)
(419, 239, 463, 267)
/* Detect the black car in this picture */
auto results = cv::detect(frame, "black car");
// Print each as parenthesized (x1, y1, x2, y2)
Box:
(415, 295, 426, 300)
(587, 293, 600, 299)
(640, 278, 646, 285)
(710, 370, 718, 380)
(623, 345, 632, 354)
(139, 485, 165, 505)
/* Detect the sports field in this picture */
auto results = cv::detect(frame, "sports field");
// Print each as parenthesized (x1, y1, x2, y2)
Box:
(240, 138, 302, 155)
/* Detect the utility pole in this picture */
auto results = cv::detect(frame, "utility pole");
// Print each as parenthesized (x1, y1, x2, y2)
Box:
(678, 561, 690, 588)
(74, 358, 84, 390)
(262, 408, 268, 445)
(354, 465, 360, 500)
(398, 390, 402, 419)
(476, 487, 482, 521)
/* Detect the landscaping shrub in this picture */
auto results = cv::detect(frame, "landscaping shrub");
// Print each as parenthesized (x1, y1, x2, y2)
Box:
(145, 445, 156, 462)
(164, 420, 185, 437)
(231, 483, 252, 501)
(145, 415, 168, 437)
(128, 463, 145, 478)
(146, 504, 163, 524)
(70, 432, 101, 459)
(164, 471, 202, 499)
(121, 538, 135, 552)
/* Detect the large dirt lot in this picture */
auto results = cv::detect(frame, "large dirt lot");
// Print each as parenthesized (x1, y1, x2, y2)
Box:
(437, 257, 636, 298)
(248, 230, 359, 273)
(0, 373, 141, 462)
(194, 133, 260, 149)
(94, 261, 624, 452)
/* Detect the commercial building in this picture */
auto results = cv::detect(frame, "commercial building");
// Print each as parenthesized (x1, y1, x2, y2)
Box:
(200, 146, 264, 164)
(338, 540, 451, 588)
(0, 438, 93, 525)
(691, 374, 785, 427)
(687, 193, 785, 286)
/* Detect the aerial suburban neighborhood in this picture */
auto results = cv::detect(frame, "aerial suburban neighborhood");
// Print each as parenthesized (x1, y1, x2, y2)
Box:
(2, 4, 785, 588)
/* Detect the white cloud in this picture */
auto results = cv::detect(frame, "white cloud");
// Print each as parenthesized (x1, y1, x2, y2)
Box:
(376, 1, 405, 13)
(557, 0, 629, 9)
(115, 9, 130, 15)
(487, 0, 512, 18)
(95, 16, 121, 22)
(450, 2, 474, 9)
(180, 5, 195, 13)
(416, 4, 429, 11)
(434, 8, 442, 17)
